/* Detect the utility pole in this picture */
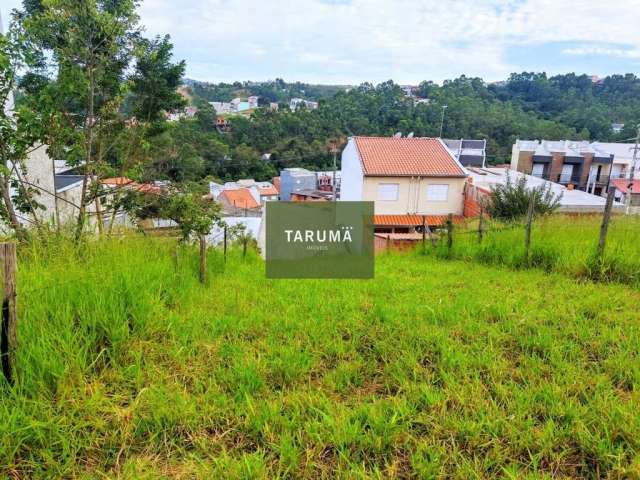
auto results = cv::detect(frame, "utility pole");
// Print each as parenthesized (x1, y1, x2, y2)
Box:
(439, 105, 448, 138)
(625, 124, 640, 215)
(330, 142, 339, 201)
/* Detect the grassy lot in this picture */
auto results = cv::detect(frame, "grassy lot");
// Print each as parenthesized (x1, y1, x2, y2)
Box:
(2, 235, 640, 478)
(429, 214, 640, 287)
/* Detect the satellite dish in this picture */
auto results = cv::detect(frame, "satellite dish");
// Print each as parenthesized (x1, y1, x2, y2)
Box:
(393, 132, 402, 138)
(407, 132, 414, 138)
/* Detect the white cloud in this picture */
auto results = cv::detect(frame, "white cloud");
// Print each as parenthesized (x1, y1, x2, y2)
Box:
(4, 0, 640, 83)
(562, 46, 640, 59)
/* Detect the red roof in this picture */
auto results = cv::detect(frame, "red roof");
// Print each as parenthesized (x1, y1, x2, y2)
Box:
(219, 188, 260, 209)
(611, 178, 640, 194)
(257, 185, 279, 196)
(353, 137, 466, 177)
(374, 214, 463, 226)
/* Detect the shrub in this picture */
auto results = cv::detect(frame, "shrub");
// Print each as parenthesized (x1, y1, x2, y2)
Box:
(487, 173, 562, 221)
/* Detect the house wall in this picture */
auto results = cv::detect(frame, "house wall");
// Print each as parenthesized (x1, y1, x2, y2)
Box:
(362, 176, 466, 215)
(339, 139, 363, 201)
(22, 145, 57, 223)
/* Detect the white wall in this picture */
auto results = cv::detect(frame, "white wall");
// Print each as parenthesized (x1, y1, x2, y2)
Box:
(339, 138, 363, 201)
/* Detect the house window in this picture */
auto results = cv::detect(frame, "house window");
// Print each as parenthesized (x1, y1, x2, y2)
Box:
(377, 183, 399, 201)
(426, 184, 449, 202)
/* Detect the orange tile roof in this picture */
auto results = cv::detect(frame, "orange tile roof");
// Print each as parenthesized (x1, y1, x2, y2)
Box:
(611, 178, 640, 194)
(272, 176, 281, 193)
(101, 177, 135, 186)
(353, 137, 466, 177)
(374, 214, 463, 226)
(219, 188, 260, 209)
(257, 185, 279, 196)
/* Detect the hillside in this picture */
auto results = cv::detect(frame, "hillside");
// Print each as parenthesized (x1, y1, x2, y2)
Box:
(2, 230, 640, 478)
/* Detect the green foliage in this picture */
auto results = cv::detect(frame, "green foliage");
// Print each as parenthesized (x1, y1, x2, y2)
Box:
(134, 184, 221, 239)
(487, 173, 562, 221)
(129, 35, 186, 123)
(2, 235, 640, 477)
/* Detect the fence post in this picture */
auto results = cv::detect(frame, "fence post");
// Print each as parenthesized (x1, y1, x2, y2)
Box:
(446, 214, 453, 253)
(199, 235, 207, 284)
(596, 187, 616, 264)
(223, 226, 228, 263)
(242, 235, 248, 258)
(524, 193, 535, 266)
(421, 215, 426, 253)
(478, 204, 484, 244)
(386, 234, 391, 252)
(0, 243, 17, 385)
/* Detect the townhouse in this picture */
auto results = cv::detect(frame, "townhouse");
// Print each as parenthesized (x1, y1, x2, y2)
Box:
(509, 139, 635, 196)
(340, 136, 467, 233)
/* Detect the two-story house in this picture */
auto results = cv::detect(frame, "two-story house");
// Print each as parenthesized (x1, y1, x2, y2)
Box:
(510, 140, 617, 195)
(340, 136, 468, 233)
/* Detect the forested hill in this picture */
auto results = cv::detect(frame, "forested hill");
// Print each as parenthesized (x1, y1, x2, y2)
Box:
(145, 74, 640, 183)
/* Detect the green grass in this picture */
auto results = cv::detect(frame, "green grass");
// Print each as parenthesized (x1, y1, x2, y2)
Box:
(427, 214, 640, 286)
(2, 233, 640, 478)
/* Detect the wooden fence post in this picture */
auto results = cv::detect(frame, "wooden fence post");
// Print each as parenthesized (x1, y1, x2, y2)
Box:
(596, 187, 616, 264)
(242, 235, 248, 258)
(478, 204, 484, 244)
(223, 227, 228, 263)
(524, 193, 535, 266)
(446, 214, 453, 253)
(0, 243, 17, 385)
(386, 234, 391, 252)
(421, 215, 426, 253)
(199, 235, 207, 284)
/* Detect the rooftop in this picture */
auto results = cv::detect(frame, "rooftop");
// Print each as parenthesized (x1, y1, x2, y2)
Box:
(219, 188, 261, 210)
(469, 167, 624, 212)
(353, 136, 466, 177)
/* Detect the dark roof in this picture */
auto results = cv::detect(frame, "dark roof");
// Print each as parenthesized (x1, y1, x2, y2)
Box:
(55, 175, 84, 191)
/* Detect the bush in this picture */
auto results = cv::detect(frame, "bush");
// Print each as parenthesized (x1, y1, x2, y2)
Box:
(487, 173, 562, 221)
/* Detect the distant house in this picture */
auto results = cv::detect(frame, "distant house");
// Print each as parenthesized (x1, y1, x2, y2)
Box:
(611, 123, 625, 134)
(218, 188, 261, 215)
(443, 139, 486, 167)
(279, 168, 340, 200)
(340, 136, 468, 232)
(289, 98, 318, 111)
(510, 140, 616, 195)
(511, 139, 638, 196)
(610, 179, 640, 210)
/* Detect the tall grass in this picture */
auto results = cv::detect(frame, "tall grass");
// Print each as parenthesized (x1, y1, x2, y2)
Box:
(427, 214, 640, 286)
(1, 234, 640, 477)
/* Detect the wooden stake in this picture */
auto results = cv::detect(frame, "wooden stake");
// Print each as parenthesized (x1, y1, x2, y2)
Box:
(421, 215, 426, 253)
(223, 227, 228, 263)
(242, 235, 248, 258)
(446, 214, 453, 252)
(0, 243, 17, 385)
(524, 193, 535, 266)
(478, 204, 484, 244)
(596, 187, 616, 263)
(199, 235, 207, 284)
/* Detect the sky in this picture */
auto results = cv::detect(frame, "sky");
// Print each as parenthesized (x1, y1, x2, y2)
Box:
(3, 0, 640, 85)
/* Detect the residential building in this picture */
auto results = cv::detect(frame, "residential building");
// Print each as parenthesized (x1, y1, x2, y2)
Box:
(610, 179, 640, 211)
(466, 167, 624, 214)
(510, 139, 617, 195)
(279, 168, 340, 201)
(210, 179, 278, 205)
(248, 96, 260, 109)
(611, 123, 625, 134)
(217, 188, 261, 216)
(340, 136, 468, 232)
(443, 139, 487, 167)
(590, 142, 640, 181)
(289, 98, 318, 111)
